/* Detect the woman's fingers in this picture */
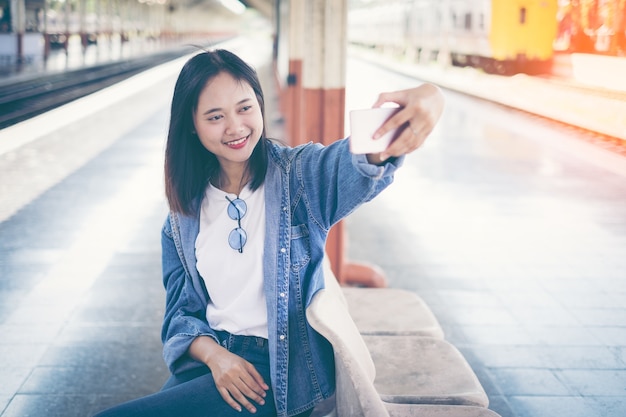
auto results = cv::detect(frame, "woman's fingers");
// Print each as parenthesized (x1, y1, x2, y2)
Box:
(384, 119, 430, 157)
(214, 360, 269, 413)
(372, 89, 408, 109)
(217, 385, 246, 413)
(371, 100, 412, 140)
(245, 362, 270, 392)
(371, 84, 444, 159)
(218, 378, 264, 413)
(372, 107, 410, 140)
(230, 380, 261, 413)
(238, 366, 268, 405)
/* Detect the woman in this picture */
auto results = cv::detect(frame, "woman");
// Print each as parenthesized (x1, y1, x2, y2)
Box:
(93, 49, 444, 417)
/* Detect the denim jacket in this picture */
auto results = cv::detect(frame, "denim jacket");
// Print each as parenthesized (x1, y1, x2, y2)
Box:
(160, 138, 403, 417)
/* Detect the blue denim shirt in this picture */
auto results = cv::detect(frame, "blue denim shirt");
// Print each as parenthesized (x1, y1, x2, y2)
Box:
(160, 138, 403, 417)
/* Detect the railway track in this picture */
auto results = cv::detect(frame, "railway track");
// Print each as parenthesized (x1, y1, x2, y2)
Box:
(0, 46, 204, 130)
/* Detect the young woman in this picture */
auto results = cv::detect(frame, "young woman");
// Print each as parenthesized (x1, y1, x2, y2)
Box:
(93, 49, 444, 417)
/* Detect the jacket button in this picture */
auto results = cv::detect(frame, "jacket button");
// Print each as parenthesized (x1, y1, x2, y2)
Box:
(279, 335, 286, 341)
(280, 248, 286, 253)
(280, 292, 286, 297)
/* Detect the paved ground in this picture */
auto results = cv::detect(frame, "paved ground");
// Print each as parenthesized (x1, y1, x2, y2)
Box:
(1, 33, 626, 417)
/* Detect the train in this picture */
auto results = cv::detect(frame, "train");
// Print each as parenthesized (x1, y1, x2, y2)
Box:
(348, 0, 560, 75)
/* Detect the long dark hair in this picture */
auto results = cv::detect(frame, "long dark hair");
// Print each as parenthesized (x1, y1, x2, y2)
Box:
(164, 49, 269, 215)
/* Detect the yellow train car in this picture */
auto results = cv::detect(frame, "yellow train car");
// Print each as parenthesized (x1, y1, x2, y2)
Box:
(448, 0, 559, 73)
(489, 0, 559, 62)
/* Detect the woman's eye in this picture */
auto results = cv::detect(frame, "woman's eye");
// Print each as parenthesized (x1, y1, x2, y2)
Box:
(208, 114, 223, 121)
(241, 105, 252, 112)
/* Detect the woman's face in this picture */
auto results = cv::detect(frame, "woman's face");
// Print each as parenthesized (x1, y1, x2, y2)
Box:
(193, 72, 264, 168)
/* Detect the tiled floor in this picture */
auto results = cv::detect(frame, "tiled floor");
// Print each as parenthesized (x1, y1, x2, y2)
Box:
(1, 34, 626, 417)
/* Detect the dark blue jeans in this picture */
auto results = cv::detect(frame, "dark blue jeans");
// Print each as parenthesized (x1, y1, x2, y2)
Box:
(93, 334, 309, 417)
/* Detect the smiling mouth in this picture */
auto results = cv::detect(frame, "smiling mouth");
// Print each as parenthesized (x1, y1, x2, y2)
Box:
(225, 135, 249, 148)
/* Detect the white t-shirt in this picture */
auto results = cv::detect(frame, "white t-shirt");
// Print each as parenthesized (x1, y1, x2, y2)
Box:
(195, 183, 268, 339)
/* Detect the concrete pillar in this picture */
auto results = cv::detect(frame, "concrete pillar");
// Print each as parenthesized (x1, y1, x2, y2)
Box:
(119, 0, 127, 43)
(302, 0, 346, 146)
(64, 0, 71, 52)
(11, 0, 26, 61)
(285, 0, 305, 145)
(79, 0, 87, 49)
(43, 0, 50, 59)
(107, 0, 114, 51)
(438, 0, 452, 66)
(300, 0, 348, 282)
(276, 0, 385, 286)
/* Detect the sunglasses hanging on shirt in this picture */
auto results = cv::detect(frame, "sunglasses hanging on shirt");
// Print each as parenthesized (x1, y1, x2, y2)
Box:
(225, 195, 248, 253)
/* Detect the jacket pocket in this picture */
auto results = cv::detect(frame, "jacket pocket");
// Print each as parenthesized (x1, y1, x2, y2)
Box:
(290, 224, 311, 271)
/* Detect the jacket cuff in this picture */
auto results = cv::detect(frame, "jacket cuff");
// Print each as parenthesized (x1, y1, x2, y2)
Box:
(352, 152, 405, 179)
(163, 332, 219, 375)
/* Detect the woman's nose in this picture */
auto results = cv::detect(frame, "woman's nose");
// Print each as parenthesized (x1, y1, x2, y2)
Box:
(225, 117, 244, 135)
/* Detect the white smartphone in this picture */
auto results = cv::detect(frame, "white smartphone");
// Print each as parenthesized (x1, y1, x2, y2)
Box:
(349, 107, 401, 154)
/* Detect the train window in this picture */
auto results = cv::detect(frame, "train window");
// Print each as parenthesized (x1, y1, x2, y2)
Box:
(520, 7, 527, 24)
(464, 12, 472, 30)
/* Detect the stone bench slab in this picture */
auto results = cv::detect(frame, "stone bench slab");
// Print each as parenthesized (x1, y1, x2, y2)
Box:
(364, 335, 489, 408)
(343, 287, 444, 338)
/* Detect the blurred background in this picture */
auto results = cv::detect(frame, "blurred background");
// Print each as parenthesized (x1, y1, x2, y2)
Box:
(1, 1, 625, 417)
(1, 0, 625, 76)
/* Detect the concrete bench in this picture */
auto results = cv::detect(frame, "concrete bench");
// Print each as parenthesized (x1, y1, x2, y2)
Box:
(364, 335, 487, 407)
(342, 287, 444, 338)
(307, 283, 499, 417)
(307, 257, 497, 416)
(322, 256, 443, 339)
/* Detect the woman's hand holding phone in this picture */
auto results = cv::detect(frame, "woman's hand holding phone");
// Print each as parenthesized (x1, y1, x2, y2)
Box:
(349, 84, 444, 163)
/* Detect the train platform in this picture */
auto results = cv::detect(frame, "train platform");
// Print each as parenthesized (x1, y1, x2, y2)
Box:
(1, 33, 626, 417)
(0, 34, 177, 80)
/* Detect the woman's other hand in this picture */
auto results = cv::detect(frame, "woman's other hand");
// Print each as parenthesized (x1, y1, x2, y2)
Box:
(369, 83, 444, 163)
(189, 336, 269, 413)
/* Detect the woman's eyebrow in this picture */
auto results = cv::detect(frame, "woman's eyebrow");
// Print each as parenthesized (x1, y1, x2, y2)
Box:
(202, 98, 253, 116)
